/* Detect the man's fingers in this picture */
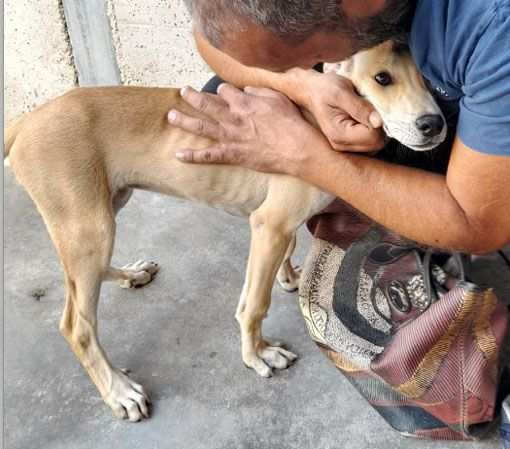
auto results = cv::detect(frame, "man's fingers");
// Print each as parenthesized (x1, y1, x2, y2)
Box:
(180, 86, 228, 117)
(328, 119, 385, 152)
(337, 87, 383, 129)
(168, 109, 222, 140)
(175, 145, 240, 165)
(217, 83, 252, 110)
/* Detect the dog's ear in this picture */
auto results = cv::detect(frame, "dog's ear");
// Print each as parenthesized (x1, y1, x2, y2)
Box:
(339, 58, 354, 76)
(324, 58, 354, 77)
(336, 58, 354, 78)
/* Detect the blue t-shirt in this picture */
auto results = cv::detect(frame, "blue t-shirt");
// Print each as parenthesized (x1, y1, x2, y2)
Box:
(409, 0, 510, 156)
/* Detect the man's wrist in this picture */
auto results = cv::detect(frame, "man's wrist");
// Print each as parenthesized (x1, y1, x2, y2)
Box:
(274, 68, 315, 106)
(291, 128, 337, 179)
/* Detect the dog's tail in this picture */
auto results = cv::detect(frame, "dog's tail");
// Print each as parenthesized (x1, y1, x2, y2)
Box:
(4, 114, 26, 159)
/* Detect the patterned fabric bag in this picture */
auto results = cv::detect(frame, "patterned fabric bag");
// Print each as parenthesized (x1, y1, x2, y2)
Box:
(503, 398, 510, 448)
(300, 199, 510, 441)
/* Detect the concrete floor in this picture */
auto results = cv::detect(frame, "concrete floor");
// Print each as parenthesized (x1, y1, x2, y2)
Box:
(4, 167, 510, 449)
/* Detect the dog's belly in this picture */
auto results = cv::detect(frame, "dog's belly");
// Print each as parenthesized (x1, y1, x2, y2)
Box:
(121, 152, 333, 222)
(166, 164, 270, 217)
(121, 157, 269, 217)
(102, 97, 335, 222)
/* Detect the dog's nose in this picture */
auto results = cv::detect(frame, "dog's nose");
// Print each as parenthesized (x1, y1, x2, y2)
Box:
(416, 115, 445, 138)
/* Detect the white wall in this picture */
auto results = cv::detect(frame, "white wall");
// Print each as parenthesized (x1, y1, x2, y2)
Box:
(4, 0, 213, 125)
(4, 0, 77, 123)
(108, 0, 213, 88)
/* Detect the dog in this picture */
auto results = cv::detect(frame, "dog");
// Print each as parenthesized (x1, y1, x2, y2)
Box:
(4, 40, 446, 422)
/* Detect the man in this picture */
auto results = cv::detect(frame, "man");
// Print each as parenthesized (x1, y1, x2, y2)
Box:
(169, 0, 510, 441)
(168, 0, 510, 253)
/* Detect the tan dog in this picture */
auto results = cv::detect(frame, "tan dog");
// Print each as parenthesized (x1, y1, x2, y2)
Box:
(4, 41, 445, 422)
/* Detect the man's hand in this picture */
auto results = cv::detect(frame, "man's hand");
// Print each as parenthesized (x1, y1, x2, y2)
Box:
(169, 84, 328, 175)
(299, 71, 385, 152)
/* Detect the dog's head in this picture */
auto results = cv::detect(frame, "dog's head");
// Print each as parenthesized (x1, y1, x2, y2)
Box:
(324, 41, 447, 151)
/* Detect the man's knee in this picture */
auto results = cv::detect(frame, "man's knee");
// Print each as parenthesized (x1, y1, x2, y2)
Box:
(201, 75, 225, 94)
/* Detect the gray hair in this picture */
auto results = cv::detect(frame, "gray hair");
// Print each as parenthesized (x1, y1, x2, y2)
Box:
(183, 0, 413, 51)
(183, 0, 345, 47)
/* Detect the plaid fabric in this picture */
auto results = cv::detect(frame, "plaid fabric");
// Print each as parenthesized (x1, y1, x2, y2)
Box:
(300, 199, 510, 441)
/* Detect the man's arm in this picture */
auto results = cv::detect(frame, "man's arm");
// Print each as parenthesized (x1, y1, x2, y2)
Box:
(170, 85, 510, 253)
(192, 30, 383, 151)
(298, 136, 510, 253)
(193, 29, 306, 103)
(170, 84, 510, 252)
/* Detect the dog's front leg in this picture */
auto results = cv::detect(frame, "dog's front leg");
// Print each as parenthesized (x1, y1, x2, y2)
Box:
(236, 210, 298, 377)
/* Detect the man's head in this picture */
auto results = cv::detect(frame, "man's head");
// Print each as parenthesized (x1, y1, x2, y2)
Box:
(183, 0, 415, 70)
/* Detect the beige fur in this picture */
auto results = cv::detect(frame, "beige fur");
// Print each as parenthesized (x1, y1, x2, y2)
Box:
(324, 41, 446, 150)
(4, 41, 443, 422)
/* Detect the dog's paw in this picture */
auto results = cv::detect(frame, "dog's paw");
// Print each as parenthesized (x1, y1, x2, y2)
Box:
(277, 266, 302, 292)
(104, 370, 151, 422)
(243, 341, 298, 377)
(118, 260, 159, 289)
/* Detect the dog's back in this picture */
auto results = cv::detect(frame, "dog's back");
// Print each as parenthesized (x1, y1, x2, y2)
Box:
(6, 86, 329, 219)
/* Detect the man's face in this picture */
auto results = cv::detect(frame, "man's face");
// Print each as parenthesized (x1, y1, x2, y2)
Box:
(218, 21, 356, 71)
(207, 0, 413, 72)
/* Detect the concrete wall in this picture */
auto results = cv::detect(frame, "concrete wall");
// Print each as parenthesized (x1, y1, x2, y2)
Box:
(4, 0, 77, 123)
(109, 0, 212, 88)
(4, 0, 212, 125)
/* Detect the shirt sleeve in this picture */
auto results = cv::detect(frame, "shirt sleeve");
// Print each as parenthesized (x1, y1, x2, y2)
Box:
(457, 6, 510, 156)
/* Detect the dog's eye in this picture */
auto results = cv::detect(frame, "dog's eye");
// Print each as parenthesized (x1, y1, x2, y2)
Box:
(375, 72, 393, 86)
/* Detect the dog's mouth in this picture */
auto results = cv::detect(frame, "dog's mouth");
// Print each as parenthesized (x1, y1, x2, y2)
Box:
(405, 141, 444, 151)
(383, 120, 447, 152)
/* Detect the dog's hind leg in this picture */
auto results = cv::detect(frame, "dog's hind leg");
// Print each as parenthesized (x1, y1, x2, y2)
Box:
(44, 208, 151, 422)
(104, 261, 159, 289)
(236, 208, 298, 377)
(107, 188, 160, 289)
(276, 233, 301, 292)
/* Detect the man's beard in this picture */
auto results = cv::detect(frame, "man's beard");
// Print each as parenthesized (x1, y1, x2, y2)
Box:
(347, 0, 417, 51)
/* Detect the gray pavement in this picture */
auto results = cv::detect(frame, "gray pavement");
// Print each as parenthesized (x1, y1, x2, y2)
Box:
(4, 168, 509, 449)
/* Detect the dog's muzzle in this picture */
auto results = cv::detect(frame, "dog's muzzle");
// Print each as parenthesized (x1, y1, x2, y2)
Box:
(383, 116, 447, 152)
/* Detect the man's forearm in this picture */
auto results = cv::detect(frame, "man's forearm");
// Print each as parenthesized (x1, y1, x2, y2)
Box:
(193, 29, 309, 104)
(298, 145, 488, 253)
